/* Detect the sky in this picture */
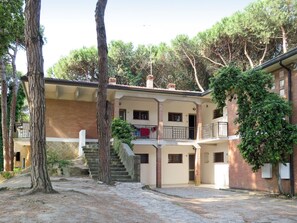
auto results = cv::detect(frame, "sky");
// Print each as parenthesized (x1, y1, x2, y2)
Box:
(17, 0, 256, 74)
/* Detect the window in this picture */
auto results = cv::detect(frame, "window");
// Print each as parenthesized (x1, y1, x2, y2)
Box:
(133, 110, 149, 120)
(271, 75, 275, 90)
(136, 154, 149, 164)
(168, 112, 182, 122)
(213, 108, 223, 119)
(119, 109, 126, 120)
(280, 79, 285, 89)
(280, 89, 285, 97)
(168, 154, 183, 163)
(214, 152, 224, 163)
(15, 152, 20, 162)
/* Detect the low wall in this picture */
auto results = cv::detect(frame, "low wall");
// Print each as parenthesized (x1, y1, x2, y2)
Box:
(46, 141, 79, 160)
(115, 139, 140, 182)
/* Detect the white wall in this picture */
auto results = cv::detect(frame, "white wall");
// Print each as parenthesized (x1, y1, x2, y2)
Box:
(134, 145, 194, 186)
(162, 145, 194, 185)
(200, 142, 229, 187)
(120, 98, 197, 127)
(120, 99, 158, 126)
(133, 145, 156, 185)
(162, 101, 195, 127)
(201, 102, 227, 125)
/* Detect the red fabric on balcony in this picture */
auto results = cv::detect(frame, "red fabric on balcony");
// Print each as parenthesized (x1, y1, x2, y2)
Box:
(140, 128, 150, 137)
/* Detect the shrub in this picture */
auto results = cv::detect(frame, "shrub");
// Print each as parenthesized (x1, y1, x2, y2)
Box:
(1, 171, 13, 179)
(47, 149, 71, 169)
(111, 118, 134, 148)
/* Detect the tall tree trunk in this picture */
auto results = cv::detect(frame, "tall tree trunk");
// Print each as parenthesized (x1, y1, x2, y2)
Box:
(24, 0, 54, 194)
(0, 57, 10, 171)
(281, 26, 287, 53)
(8, 46, 19, 171)
(244, 42, 254, 69)
(181, 49, 204, 92)
(95, 0, 111, 184)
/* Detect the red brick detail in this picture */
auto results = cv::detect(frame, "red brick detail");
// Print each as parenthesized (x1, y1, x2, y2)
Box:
(46, 99, 97, 139)
(228, 139, 290, 193)
(196, 104, 202, 140)
(194, 148, 201, 185)
(157, 102, 164, 140)
(227, 100, 238, 136)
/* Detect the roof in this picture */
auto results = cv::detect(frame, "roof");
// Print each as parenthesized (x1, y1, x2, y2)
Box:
(21, 76, 211, 102)
(255, 47, 297, 72)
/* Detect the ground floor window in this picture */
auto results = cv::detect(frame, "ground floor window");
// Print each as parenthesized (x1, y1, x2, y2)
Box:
(136, 154, 149, 163)
(168, 154, 183, 163)
(214, 152, 224, 163)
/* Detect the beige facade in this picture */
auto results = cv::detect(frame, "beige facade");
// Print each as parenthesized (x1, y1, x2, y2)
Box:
(19, 75, 229, 188)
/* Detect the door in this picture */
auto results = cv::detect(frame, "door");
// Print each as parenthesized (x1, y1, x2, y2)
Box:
(188, 115, 196, 139)
(189, 154, 195, 181)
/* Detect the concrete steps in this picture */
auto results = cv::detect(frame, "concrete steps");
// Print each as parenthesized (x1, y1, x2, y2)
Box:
(83, 145, 134, 182)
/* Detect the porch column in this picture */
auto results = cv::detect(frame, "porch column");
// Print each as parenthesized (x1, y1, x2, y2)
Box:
(196, 104, 202, 140)
(156, 100, 164, 188)
(113, 98, 120, 119)
(156, 145, 162, 188)
(194, 147, 201, 185)
(157, 101, 164, 140)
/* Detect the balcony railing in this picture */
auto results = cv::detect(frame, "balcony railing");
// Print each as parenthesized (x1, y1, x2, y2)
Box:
(132, 125, 196, 140)
(201, 122, 228, 139)
(14, 122, 30, 138)
(163, 126, 196, 140)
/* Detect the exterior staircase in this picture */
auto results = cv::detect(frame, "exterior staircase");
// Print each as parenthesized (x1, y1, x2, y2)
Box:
(83, 146, 134, 182)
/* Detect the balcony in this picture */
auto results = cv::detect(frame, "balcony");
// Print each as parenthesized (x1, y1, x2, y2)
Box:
(201, 122, 228, 139)
(163, 126, 196, 140)
(14, 122, 30, 138)
(132, 125, 196, 140)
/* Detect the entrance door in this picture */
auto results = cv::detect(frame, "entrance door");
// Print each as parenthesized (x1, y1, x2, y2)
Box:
(189, 154, 195, 181)
(188, 115, 196, 139)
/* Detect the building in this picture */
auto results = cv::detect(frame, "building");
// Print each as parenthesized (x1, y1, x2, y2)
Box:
(17, 74, 229, 188)
(16, 48, 297, 192)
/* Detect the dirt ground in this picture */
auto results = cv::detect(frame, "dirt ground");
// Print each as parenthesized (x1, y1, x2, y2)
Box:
(0, 174, 297, 223)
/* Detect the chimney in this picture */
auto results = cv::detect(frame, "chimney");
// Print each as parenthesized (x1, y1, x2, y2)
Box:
(146, 75, 154, 88)
(109, 77, 117, 85)
(167, 83, 176, 90)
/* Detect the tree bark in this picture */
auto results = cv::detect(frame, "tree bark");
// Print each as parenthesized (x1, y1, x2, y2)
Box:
(8, 46, 19, 171)
(24, 0, 54, 194)
(281, 26, 287, 53)
(95, 0, 111, 184)
(181, 49, 204, 92)
(0, 57, 10, 171)
(244, 42, 254, 68)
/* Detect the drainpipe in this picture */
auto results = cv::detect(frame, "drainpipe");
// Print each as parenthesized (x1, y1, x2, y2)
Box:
(279, 61, 294, 196)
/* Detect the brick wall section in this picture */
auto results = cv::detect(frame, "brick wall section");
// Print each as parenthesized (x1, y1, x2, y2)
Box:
(46, 99, 97, 139)
(228, 139, 290, 193)
(227, 100, 238, 136)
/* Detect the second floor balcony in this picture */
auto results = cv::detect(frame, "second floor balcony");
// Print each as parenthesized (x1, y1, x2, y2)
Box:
(132, 122, 228, 141)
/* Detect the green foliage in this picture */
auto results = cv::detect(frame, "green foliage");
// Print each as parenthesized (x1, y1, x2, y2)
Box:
(111, 118, 134, 148)
(113, 137, 121, 154)
(47, 46, 98, 81)
(210, 65, 297, 171)
(0, 171, 13, 179)
(0, 0, 24, 56)
(47, 149, 71, 169)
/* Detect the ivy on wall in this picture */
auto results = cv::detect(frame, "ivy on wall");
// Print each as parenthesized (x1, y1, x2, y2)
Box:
(210, 65, 297, 171)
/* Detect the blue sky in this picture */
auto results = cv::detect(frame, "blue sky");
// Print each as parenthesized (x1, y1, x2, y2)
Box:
(17, 0, 255, 73)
